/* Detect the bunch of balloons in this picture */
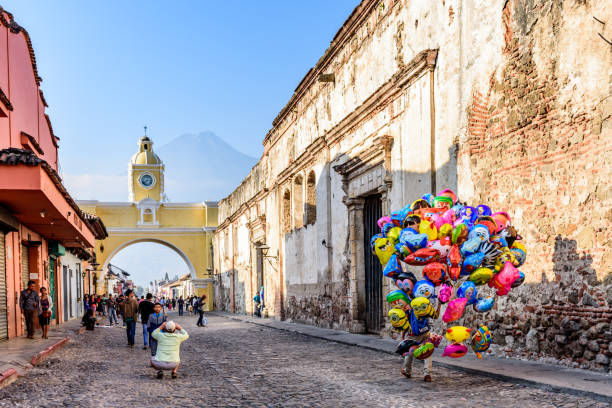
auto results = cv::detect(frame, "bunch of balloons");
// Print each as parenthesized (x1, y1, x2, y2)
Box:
(371, 188, 527, 359)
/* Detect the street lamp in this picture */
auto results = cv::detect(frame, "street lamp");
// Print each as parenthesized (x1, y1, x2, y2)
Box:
(258, 244, 278, 260)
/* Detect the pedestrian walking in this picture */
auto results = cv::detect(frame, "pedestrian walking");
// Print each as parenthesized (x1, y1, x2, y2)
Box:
(90, 296, 97, 316)
(19, 280, 40, 339)
(147, 302, 166, 357)
(83, 294, 90, 313)
(191, 296, 197, 315)
(101, 294, 108, 316)
(253, 292, 261, 317)
(108, 294, 119, 326)
(116, 295, 125, 327)
(399, 300, 441, 382)
(122, 289, 139, 347)
(177, 296, 184, 316)
(138, 293, 155, 350)
(196, 294, 207, 327)
(172, 298, 176, 310)
(150, 321, 189, 379)
(38, 287, 53, 339)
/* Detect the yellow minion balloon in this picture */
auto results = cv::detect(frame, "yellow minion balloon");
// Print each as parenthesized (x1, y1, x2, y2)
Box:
(410, 297, 435, 318)
(388, 308, 410, 331)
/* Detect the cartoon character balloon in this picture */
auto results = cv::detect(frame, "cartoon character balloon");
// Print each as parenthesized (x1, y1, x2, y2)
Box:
(445, 326, 472, 343)
(489, 261, 520, 296)
(410, 297, 436, 319)
(456, 281, 478, 305)
(438, 283, 452, 303)
(413, 342, 435, 360)
(442, 343, 468, 358)
(473, 295, 495, 312)
(471, 326, 492, 359)
(423, 262, 447, 286)
(442, 298, 468, 323)
(413, 280, 435, 299)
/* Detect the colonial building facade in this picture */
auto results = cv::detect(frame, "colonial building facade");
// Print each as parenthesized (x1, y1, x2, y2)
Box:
(0, 7, 107, 339)
(215, 0, 611, 370)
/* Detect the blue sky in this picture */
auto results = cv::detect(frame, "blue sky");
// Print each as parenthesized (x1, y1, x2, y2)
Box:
(3, 0, 359, 287)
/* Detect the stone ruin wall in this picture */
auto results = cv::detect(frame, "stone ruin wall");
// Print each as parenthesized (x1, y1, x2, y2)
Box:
(456, 0, 612, 371)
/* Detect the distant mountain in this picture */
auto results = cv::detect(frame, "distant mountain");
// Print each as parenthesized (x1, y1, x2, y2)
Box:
(157, 131, 257, 202)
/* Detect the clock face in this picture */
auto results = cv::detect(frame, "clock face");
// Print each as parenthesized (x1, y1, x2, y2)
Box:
(139, 173, 155, 188)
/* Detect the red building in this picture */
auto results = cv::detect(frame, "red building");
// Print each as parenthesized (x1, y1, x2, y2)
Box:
(0, 7, 106, 339)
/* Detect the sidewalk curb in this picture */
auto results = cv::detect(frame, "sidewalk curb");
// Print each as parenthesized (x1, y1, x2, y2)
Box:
(218, 313, 612, 404)
(31, 337, 70, 366)
(0, 368, 18, 388)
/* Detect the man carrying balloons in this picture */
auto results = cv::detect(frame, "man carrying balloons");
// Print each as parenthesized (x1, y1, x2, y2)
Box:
(374, 188, 526, 382)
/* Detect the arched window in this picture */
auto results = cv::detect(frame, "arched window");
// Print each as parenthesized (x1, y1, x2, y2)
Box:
(293, 175, 304, 229)
(305, 171, 316, 225)
(282, 189, 291, 233)
(143, 208, 153, 223)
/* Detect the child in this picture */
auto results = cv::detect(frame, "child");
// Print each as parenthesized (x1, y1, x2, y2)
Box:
(147, 302, 166, 357)
(81, 309, 96, 331)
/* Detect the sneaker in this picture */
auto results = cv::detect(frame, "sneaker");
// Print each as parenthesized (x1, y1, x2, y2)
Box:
(424, 375, 432, 382)
(400, 368, 411, 379)
(171, 372, 177, 379)
(143, 346, 148, 350)
(157, 370, 163, 379)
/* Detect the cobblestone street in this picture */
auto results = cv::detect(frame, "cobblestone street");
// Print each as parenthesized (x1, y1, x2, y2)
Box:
(0, 314, 608, 408)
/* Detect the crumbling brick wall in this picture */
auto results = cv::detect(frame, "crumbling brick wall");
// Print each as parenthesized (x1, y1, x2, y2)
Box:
(459, 0, 612, 371)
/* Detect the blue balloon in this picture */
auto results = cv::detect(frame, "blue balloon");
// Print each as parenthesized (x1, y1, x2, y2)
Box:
(456, 281, 478, 304)
(398, 228, 428, 251)
(473, 295, 495, 312)
(476, 205, 492, 217)
(383, 254, 401, 279)
(413, 280, 435, 299)
(512, 271, 525, 288)
(461, 252, 485, 275)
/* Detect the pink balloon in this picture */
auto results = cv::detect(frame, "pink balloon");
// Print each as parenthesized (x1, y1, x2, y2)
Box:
(431, 213, 445, 229)
(442, 343, 468, 358)
(488, 261, 520, 296)
(377, 216, 391, 230)
(438, 283, 452, 303)
(442, 298, 468, 323)
(441, 209, 456, 225)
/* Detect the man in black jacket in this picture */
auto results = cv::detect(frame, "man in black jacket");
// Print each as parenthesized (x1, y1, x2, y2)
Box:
(138, 293, 155, 350)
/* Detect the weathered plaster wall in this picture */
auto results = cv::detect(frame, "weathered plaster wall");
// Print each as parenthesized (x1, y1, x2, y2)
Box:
(214, 0, 612, 371)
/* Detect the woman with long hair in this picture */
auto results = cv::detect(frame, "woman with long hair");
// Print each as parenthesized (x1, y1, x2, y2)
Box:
(38, 287, 53, 339)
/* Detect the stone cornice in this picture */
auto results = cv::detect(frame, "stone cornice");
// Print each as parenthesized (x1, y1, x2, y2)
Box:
(263, 0, 380, 148)
(326, 49, 437, 147)
(217, 49, 437, 228)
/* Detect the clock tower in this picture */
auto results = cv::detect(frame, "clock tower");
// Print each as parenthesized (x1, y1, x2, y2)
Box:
(128, 135, 165, 202)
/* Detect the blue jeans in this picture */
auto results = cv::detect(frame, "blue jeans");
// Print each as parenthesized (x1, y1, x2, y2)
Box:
(142, 323, 149, 346)
(108, 308, 118, 325)
(197, 311, 207, 326)
(125, 320, 136, 345)
(178, 305, 184, 316)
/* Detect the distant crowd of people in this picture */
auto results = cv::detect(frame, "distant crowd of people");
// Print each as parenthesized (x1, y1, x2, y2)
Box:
(81, 290, 207, 378)
(19, 280, 206, 379)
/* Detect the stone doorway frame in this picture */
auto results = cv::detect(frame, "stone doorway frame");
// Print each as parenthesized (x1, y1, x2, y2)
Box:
(334, 136, 393, 333)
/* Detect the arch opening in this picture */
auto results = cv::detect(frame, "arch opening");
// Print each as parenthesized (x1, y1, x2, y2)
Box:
(102, 238, 196, 290)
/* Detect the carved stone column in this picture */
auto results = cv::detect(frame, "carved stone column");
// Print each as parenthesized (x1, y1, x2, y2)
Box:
(346, 197, 366, 333)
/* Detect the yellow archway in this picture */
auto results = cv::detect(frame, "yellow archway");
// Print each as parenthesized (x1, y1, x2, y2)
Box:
(103, 237, 197, 278)
(77, 135, 218, 310)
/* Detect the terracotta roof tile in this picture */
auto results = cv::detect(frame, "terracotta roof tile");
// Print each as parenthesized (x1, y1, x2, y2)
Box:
(0, 148, 99, 241)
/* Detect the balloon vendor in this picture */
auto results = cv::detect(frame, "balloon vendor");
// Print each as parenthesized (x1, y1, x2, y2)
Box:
(374, 188, 526, 382)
